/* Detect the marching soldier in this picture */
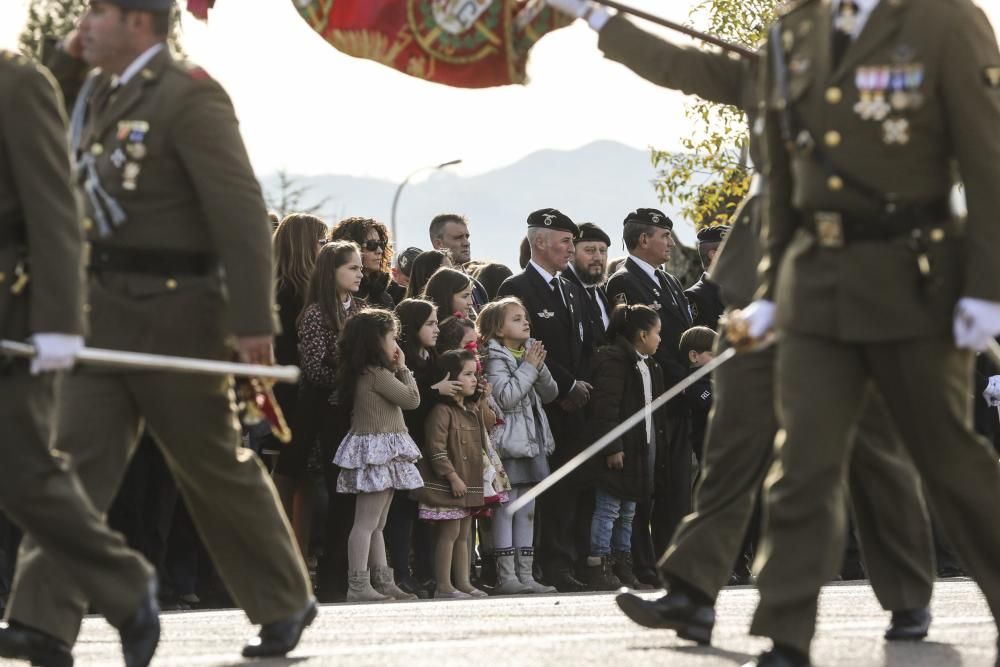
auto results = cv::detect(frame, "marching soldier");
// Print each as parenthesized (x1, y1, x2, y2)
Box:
(605, 207, 693, 586)
(0, 49, 159, 667)
(563, 222, 612, 347)
(1, 0, 316, 661)
(545, 0, 936, 656)
(731, 0, 1000, 665)
(685, 226, 729, 331)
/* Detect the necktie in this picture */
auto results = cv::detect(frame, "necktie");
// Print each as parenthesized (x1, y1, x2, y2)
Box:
(833, 0, 859, 67)
(549, 277, 567, 309)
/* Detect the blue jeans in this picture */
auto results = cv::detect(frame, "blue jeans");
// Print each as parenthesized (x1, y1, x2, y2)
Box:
(590, 488, 637, 556)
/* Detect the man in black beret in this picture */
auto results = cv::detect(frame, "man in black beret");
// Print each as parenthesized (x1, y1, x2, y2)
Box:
(684, 226, 730, 331)
(497, 208, 595, 592)
(563, 222, 611, 347)
(605, 207, 693, 588)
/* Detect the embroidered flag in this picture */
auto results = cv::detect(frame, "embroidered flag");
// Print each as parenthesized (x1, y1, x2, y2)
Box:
(186, 0, 215, 20)
(292, 0, 572, 88)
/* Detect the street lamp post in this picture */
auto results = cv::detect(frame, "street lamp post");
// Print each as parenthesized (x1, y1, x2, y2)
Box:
(390, 159, 462, 246)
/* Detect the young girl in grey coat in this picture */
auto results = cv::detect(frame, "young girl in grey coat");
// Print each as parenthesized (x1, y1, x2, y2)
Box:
(478, 297, 559, 594)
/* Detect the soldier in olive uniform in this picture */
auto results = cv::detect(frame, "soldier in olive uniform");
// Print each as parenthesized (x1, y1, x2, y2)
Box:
(545, 0, 936, 656)
(732, 0, 1000, 665)
(0, 49, 159, 667)
(685, 226, 729, 331)
(0, 0, 316, 661)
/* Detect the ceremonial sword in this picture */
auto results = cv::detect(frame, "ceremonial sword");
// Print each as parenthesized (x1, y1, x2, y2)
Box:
(590, 0, 760, 60)
(506, 334, 775, 515)
(0, 340, 300, 384)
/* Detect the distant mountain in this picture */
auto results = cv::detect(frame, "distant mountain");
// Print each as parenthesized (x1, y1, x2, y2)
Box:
(259, 140, 702, 277)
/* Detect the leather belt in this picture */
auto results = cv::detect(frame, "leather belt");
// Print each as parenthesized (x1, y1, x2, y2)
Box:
(800, 200, 952, 248)
(87, 242, 218, 277)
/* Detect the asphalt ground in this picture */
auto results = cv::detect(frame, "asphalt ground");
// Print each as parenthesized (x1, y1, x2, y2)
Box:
(22, 579, 997, 667)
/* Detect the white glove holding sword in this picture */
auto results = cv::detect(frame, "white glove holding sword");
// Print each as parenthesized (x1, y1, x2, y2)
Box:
(28, 333, 84, 375)
(545, 0, 613, 30)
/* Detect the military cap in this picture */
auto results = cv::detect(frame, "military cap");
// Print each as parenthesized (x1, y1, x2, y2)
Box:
(576, 222, 611, 247)
(103, 0, 175, 10)
(697, 225, 731, 244)
(395, 246, 422, 277)
(624, 208, 673, 230)
(527, 208, 578, 237)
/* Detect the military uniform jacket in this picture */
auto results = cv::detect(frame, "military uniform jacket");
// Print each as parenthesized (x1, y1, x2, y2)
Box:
(496, 264, 590, 398)
(685, 273, 725, 331)
(0, 52, 84, 342)
(758, 0, 1000, 341)
(606, 258, 692, 386)
(562, 265, 610, 347)
(46, 47, 275, 358)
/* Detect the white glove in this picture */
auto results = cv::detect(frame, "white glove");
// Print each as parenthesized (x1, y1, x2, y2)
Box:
(30, 333, 84, 375)
(954, 298, 1000, 352)
(983, 375, 1000, 407)
(741, 299, 776, 340)
(544, 0, 612, 29)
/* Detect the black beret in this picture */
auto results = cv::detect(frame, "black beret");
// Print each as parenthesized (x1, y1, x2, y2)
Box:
(576, 222, 611, 247)
(697, 225, 731, 244)
(527, 208, 578, 237)
(395, 246, 422, 277)
(624, 208, 673, 230)
(106, 0, 175, 9)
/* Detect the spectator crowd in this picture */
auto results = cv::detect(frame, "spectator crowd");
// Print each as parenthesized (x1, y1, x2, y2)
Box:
(1, 207, 991, 611)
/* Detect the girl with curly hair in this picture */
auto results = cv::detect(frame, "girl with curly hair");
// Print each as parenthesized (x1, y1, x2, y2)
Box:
(328, 216, 395, 308)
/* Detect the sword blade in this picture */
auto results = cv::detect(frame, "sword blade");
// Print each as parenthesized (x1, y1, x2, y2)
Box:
(506, 340, 765, 515)
(986, 339, 1000, 372)
(0, 340, 300, 384)
(590, 0, 760, 60)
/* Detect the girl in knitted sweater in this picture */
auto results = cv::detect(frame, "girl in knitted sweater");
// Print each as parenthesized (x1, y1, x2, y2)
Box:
(334, 309, 424, 602)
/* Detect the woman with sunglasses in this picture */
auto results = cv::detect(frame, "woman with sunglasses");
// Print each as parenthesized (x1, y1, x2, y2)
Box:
(328, 217, 396, 309)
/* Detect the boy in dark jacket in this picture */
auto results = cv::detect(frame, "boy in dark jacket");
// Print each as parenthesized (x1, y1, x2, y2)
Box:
(680, 327, 719, 464)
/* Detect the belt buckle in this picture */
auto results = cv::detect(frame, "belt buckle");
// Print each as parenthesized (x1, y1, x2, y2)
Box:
(814, 211, 845, 248)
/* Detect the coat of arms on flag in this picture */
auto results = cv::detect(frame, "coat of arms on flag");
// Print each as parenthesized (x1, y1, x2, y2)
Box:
(293, 0, 572, 88)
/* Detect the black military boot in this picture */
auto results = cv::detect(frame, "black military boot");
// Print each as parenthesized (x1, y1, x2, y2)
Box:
(741, 644, 811, 667)
(0, 621, 74, 667)
(242, 600, 317, 658)
(116, 577, 161, 667)
(616, 582, 715, 644)
(585, 556, 622, 592)
(884, 607, 930, 640)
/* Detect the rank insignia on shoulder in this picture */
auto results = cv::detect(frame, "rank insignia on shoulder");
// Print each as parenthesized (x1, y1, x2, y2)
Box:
(538, 310, 555, 319)
(614, 292, 627, 305)
(984, 66, 1000, 88)
(691, 303, 700, 319)
(188, 67, 211, 80)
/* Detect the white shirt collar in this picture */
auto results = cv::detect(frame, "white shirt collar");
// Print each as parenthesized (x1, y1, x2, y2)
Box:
(833, 0, 880, 38)
(114, 43, 165, 87)
(529, 259, 560, 286)
(629, 254, 660, 286)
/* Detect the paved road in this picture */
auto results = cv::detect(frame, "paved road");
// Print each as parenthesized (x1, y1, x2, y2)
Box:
(21, 579, 997, 666)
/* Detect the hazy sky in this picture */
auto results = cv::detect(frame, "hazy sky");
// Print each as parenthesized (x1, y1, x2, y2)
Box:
(2, 0, 998, 184)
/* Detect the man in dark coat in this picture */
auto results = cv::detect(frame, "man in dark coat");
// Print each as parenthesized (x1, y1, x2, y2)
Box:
(496, 208, 593, 591)
(605, 207, 693, 587)
(685, 226, 729, 331)
(563, 222, 611, 348)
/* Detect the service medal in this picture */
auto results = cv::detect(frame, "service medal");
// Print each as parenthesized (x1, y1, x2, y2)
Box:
(882, 117, 910, 145)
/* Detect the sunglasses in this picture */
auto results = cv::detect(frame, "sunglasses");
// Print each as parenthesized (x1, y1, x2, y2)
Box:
(362, 240, 386, 252)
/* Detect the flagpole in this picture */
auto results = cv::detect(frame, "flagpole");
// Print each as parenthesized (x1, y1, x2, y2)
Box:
(590, 0, 760, 60)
